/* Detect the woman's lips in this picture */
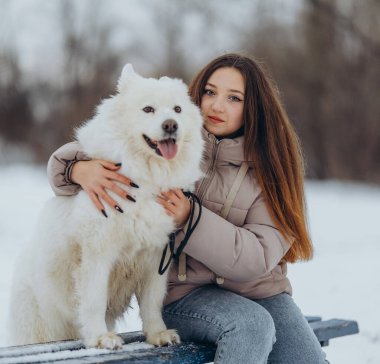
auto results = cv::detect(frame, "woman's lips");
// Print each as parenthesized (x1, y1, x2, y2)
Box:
(208, 115, 224, 124)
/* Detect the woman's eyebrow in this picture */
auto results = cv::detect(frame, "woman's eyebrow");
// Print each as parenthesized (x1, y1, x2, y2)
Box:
(206, 82, 244, 96)
(229, 89, 245, 96)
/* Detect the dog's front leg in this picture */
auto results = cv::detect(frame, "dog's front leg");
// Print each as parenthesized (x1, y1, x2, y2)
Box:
(78, 251, 123, 350)
(138, 263, 180, 346)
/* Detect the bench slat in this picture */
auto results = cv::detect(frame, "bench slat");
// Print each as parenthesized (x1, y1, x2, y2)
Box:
(0, 342, 215, 364)
(0, 332, 146, 359)
(305, 315, 322, 323)
(0, 318, 359, 363)
(309, 319, 359, 343)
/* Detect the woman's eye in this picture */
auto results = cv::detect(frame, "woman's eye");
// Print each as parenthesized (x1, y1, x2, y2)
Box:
(143, 106, 155, 113)
(204, 89, 215, 96)
(229, 95, 242, 102)
(174, 106, 181, 113)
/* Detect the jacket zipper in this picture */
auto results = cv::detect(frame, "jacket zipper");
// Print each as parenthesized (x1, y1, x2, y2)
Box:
(197, 139, 220, 203)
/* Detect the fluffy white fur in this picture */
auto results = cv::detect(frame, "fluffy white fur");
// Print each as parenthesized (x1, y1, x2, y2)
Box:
(8, 64, 204, 349)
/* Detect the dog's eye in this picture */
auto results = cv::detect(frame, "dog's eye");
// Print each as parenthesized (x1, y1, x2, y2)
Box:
(143, 106, 155, 113)
(174, 106, 181, 113)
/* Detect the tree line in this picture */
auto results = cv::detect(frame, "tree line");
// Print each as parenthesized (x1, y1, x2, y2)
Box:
(0, 0, 379, 183)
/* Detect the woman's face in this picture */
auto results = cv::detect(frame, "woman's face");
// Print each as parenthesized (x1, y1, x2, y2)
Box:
(201, 67, 245, 137)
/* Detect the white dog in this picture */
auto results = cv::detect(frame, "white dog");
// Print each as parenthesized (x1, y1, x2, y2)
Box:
(8, 64, 204, 349)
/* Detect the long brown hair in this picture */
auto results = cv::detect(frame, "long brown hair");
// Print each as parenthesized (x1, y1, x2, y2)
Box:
(189, 53, 313, 262)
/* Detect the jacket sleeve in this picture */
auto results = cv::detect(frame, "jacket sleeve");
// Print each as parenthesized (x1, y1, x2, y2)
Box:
(177, 192, 292, 282)
(46, 141, 91, 196)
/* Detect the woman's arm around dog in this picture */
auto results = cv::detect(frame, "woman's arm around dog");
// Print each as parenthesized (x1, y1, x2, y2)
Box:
(47, 142, 139, 213)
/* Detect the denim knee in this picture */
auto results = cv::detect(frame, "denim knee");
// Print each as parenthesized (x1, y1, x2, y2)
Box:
(221, 303, 276, 347)
(214, 305, 276, 364)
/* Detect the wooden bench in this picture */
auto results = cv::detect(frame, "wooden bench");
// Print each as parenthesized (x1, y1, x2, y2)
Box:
(0, 316, 359, 363)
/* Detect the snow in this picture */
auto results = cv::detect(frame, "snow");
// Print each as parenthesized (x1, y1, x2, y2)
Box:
(0, 165, 379, 363)
(0, 342, 153, 364)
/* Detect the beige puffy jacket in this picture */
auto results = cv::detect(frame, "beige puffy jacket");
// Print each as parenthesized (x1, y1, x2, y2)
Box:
(47, 128, 293, 306)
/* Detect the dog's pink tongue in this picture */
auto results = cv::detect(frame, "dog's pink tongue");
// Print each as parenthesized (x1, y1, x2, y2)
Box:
(157, 140, 178, 160)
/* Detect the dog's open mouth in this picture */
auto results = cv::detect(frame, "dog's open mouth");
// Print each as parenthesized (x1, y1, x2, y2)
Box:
(143, 135, 178, 160)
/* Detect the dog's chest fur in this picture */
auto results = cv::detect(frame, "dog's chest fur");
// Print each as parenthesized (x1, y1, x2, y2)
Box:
(71, 188, 175, 320)
(106, 248, 159, 320)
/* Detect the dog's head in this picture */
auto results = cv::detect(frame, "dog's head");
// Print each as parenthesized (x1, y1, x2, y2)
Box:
(76, 64, 204, 186)
(113, 64, 203, 162)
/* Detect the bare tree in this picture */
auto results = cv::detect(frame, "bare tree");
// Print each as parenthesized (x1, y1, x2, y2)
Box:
(241, 0, 380, 183)
(31, 0, 122, 161)
(0, 50, 34, 145)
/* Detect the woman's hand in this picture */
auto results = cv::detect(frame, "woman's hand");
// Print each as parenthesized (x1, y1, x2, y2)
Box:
(71, 160, 139, 216)
(157, 188, 191, 228)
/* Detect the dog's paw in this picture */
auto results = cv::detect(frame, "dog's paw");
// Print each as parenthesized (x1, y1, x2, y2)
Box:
(85, 332, 124, 350)
(146, 329, 181, 346)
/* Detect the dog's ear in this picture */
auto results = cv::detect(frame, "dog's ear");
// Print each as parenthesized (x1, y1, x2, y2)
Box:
(121, 63, 135, 77)
(117, 63, 139, 92)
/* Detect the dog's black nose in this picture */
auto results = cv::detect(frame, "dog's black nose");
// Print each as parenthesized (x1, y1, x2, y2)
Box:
(162, 119, 178, 134)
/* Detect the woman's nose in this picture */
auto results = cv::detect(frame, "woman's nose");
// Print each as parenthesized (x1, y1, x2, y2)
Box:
(211, 98, 224, 113)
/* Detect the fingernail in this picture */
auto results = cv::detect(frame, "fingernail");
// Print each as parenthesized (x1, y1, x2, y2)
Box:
(115, 205, 124, 213)
(130, 182, 139, 188)
(114, 162, 122, 167)
(127, 195, 136, 203)
(101, 209, 108, 218)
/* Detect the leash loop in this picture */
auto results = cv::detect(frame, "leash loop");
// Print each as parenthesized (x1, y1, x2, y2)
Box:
(158, 191, 202, 275)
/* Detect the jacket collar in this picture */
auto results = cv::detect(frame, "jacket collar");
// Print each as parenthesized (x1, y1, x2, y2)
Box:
(201, 127, 253, 164)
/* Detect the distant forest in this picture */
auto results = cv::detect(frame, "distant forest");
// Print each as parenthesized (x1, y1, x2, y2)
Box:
(1, 0, 379, 183)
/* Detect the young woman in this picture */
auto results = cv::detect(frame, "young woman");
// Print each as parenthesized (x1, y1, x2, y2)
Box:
(47, 53, 328, 363)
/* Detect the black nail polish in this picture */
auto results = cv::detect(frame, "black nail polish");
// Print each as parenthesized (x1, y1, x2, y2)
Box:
(127, 195, 136, 203)
(115, 205, 124, 213)
(101, 209, 108, 218)
(130, 182, 139, 188)
(114, 162, 122, 167)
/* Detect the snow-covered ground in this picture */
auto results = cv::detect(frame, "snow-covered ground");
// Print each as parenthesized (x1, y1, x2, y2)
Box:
(0, 165, 379, 363)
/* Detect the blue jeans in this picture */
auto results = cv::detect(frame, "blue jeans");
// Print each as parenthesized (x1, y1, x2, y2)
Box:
(163, 286, 328, 364)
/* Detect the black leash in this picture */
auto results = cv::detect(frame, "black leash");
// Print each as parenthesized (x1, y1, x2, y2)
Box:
(158, 191, 202, 275)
